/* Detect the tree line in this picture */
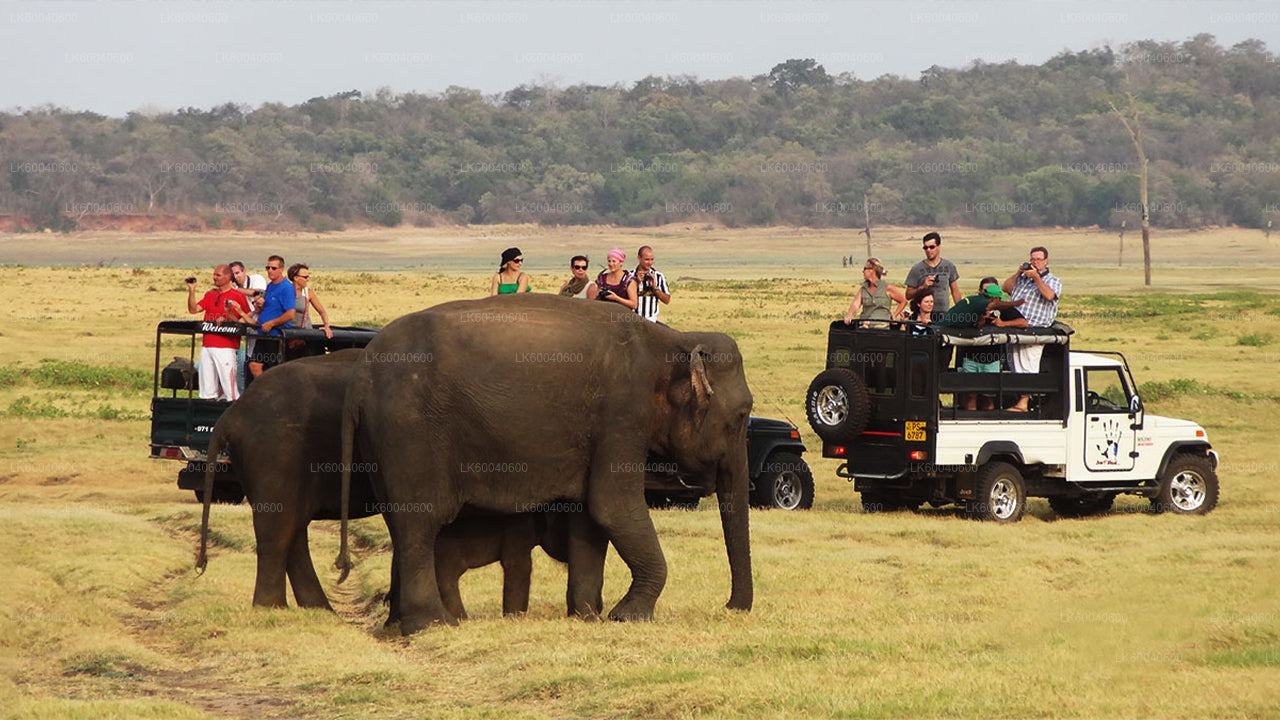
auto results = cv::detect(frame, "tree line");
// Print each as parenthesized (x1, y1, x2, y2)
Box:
(3, 35, 1279, 232)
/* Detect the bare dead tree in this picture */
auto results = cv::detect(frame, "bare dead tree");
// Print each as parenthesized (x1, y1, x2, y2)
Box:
(862, 192, 872, 257)
(1110, 85, 1151, 285)
(1119, 220, 1125, 267)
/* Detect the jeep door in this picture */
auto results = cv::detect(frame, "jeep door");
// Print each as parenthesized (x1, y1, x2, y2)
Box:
(1079, 367, 1137, 472)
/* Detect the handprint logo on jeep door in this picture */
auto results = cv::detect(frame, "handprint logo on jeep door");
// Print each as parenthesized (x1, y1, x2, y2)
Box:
(1096, 417, 1122, 465)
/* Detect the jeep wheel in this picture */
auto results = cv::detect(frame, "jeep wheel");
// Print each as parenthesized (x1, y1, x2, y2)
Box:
(1048, 493, 1116, 518)
(1151, 454, 1219, 515)
(751, 451, 814, 510)
(967, 462, 1026, 523)
(805, 368, 870, 445)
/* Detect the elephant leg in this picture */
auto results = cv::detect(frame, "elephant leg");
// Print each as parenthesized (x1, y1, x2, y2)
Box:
(565, 512, 607, 619)
(500, 519, 536, 616)
(285, 525, 333, 611)
(434, 538, 469, 621)
(587, 481, 667, 622)
(383, 516, 402, 628)
(251, 508, 294, 608)
(391, 523, 457, 634)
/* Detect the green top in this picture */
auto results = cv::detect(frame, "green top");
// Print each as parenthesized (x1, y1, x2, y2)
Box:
(497, 273, 527, 294)
(859, 280, 892, 320)
(934, 295, 991, 328)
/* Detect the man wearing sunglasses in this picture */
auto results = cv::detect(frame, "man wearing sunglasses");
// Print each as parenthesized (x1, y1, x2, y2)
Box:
(558, 255, 598, 299)
(248, 255, 295, 380)
(904, 231, 963, 313)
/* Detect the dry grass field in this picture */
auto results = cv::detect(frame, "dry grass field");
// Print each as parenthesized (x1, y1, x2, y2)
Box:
(2, 225, 1279, 719)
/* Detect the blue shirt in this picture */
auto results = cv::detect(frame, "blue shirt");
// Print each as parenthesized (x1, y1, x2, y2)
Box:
(1010, 270, 1062, 327)
(259, 279, 295, 335)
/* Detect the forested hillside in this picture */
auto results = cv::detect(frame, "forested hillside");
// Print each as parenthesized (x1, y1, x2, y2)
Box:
(4, 35, 1278, 232)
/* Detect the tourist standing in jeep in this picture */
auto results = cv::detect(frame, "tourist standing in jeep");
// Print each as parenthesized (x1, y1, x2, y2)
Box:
(185, 264, 250, 401)
(1002, 246, 1063, 412)
(904, 231, 963, 313)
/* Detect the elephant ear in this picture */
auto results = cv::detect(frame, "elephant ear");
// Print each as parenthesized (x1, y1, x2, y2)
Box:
(688, 344, 714, 426)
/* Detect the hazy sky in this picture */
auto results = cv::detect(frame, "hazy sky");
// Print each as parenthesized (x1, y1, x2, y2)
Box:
(3, 0, 1277, 117)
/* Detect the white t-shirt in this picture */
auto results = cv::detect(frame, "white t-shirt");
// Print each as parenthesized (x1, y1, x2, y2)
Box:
(245, 274, 267, 320)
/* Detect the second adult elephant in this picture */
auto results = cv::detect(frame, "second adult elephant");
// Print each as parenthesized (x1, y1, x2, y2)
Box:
(339, 294, 754, 634)
(195, 349, 582, 619)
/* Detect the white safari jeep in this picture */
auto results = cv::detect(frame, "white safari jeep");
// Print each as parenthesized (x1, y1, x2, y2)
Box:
(805, 320, 1219, 522)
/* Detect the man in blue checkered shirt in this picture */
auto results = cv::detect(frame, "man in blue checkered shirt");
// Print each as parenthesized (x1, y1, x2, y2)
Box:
(1000, 246, 1062, 411)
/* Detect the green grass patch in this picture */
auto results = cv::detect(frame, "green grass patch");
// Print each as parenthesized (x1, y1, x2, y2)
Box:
(1236, 333, 1273, 347)
(0, 361, 150, 391)
(1138, 378, 1280, 403)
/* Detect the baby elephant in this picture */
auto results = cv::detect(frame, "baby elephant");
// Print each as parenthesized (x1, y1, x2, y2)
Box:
(195, 349, 570, 618)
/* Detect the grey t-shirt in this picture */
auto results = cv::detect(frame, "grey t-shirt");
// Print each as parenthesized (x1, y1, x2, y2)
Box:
(905, 259, 960, 312)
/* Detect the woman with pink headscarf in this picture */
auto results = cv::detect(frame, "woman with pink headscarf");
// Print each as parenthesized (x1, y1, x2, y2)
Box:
(595, 247, 638, 310)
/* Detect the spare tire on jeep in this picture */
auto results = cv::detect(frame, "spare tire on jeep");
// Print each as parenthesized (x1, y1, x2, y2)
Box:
(805, 368, 870, 445)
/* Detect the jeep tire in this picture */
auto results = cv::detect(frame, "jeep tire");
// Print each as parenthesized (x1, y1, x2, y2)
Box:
(751, 451, 814, 510)
(1151, 454, 1219, 515)
(967, 461, 1026, 523)
(805, 368, 870, 445)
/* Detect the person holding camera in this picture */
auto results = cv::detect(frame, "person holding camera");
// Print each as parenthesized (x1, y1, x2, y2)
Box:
(595, 247, 638, 310)
(228, 260, 267, 393)
(185, 264, 250, 401)
(1001, 246, 1062, 411)
(904, 231, 963, 313)
(633, 245, 670, 323)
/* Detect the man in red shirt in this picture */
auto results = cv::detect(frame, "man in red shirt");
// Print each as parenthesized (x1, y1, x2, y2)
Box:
(186, 264, 250, 401)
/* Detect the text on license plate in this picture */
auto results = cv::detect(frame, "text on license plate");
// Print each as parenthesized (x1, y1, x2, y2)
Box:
(904, 421, 926, 442)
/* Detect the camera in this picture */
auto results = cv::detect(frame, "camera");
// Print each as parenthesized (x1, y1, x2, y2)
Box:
(599, 288, 613, 298)
(184, 276, 197, 284)
(1020, 262, 1033, 271)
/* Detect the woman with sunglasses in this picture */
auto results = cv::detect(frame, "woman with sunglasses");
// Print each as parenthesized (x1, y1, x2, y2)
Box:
(287, 263, 333, 339)
(490, 247, 530, 295)
(843, 257, 907, 324)
(558, 255, 598, 299)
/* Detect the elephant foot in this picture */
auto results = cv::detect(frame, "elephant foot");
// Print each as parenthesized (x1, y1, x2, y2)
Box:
(399, 609, 460, 635)
(606, 597, 656, 622)
(568, 607, 603, 622)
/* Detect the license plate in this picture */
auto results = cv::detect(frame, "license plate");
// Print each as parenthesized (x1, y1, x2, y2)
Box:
(904, 421, 926, 442)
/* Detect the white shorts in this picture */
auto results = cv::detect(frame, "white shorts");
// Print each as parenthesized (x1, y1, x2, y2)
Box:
(1010, 343, 1044, 374)
(199, 346, 240, 401)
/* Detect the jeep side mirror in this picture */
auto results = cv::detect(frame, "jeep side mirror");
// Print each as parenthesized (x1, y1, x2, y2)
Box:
(1130, 393, 1144, 429)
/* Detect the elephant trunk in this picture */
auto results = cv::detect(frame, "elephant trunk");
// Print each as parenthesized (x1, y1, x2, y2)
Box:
(716, 447, 753, 612)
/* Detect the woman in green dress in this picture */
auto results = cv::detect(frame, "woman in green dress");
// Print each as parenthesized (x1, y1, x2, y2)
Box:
(489, 247, 530, 295)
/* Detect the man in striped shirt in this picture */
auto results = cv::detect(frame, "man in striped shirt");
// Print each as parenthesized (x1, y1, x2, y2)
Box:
(633, 245, 671, 324)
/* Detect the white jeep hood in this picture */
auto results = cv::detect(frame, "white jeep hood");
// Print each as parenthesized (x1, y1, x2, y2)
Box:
(1143, 414, 1205, 434)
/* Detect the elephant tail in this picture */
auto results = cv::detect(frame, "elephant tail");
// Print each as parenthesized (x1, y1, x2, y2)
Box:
(334, 389, 357, 583)
(195, 423, 226, 575)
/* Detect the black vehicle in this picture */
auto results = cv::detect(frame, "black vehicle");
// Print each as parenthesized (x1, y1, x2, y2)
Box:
(149, 320, 378, 503)
(150, 321, 813, 509)
(644, 416, 812, 511)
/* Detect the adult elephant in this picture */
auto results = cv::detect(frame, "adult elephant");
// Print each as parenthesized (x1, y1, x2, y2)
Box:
(338, 294, 754, 634)
(195, 349, 581, 619)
